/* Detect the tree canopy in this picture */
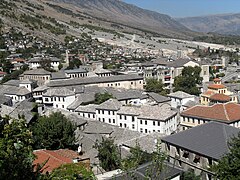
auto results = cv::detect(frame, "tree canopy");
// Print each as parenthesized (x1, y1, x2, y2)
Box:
(212, 132, 240, 179)
(30, 112, 76, 150)
(94, 137, 121, 171)
(144, 78, 165, 94)
(50, 163, 95, 180)
(173, 66, 202, 95)
(0, 119, 36, 179)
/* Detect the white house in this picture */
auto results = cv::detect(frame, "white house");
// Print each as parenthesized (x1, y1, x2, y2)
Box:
(168, 91, 196, 111)
(28, 57, 60, 70)
(42, 88, 76, 110)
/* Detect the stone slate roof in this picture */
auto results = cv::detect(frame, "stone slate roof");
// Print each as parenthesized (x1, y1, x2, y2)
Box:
(110, 162, 183, 180)
(47, 74, 143, 87)
(43, 88, 75, 97)
(83, 120, 114, 134)
(162, 122, 240, 160)
(67, 93, 96, 110)
(23, 69, 51, 75)
(3, 80, 20, 87)
(51, 71, 67, 80)
(0, 95, 11, 105)
(15, 87, 31, 96)
(33, 85, 49, 92)
(65, 68, 88, 74)
(168, 91, 193, 99)
(148, 92, 170, 103)
(96, 99, 122, 111)
(167, 58, 191, 68)
(75, 104, 98, 113)
(118, 104, 177, 121)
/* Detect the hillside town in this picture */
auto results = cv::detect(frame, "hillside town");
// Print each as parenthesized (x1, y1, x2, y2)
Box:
(1, 0, 240, 179)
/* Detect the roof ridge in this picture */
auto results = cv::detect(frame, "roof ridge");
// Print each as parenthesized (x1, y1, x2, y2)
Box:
(42, 150, 70, 163)
(223, 104, 230, 121)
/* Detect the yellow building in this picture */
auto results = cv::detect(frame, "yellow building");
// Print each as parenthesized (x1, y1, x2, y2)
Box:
(200, 78, 238, 105)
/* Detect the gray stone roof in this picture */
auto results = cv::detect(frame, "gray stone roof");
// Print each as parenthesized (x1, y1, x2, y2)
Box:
(23, 69, 51, 75)
(65, 68, 88, 74)
(118, 104, 177, 121)
(47, 74, 143, 87)
(19, 79, 35, 84)
(15, 87, 31, 96)
(51, 71, 67, 80)
(122, 133, 165, 153)
(96, 99, 122, 111)
(167, 58, 191, 68)
(33, 85, 49, 92)
(3, 80, 20, 87)
(43, 88, 75, 97)
(148, 92, 170, 103)
(162, 122, 240, 160)
(83, 120, 114, 134)
(0, 95, 11, 105)
(67, 93, 96, 110)
(168, 91, 193, 99)
(75, 104, 98, 113)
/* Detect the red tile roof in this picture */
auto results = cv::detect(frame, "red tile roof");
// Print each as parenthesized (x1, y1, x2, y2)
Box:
(208, 84, 226, 89)
(0, 71, 6, 75)
(213, 78, 221, 82)
(181, 103, 240, 123)
(202, 90, 215, 97)
(33, 149, 80, 174)
(209, 93, 231, 102)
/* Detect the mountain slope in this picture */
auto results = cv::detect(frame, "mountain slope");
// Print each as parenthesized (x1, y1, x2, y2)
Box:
(177, 13, 240, 36)
(52, 0, 198, 39)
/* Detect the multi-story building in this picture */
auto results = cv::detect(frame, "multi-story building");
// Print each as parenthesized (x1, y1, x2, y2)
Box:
(75, 99, 178, 135)
(180, 102, 240, 131)
(200, 78, 238, 105)
(162, 122, 240, 179)
(27, 57, 60, 70)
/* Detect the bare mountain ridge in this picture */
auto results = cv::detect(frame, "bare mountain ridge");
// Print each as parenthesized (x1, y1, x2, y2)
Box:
(52, 0, 198, 39)
(177, 13, 240, 36)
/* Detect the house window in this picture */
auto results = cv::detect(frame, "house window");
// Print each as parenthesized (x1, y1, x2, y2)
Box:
(62, 105, 64, 109)
(132, 124, 135, 129)
(45, 98, 48, 102)
(158, 121, 160, 126)
(88, 114, 90, 118)
(145, 129, 147, 133)
(102, 110, 104, 114)
(140, 128, 143, 133)
(124, 124, 127, 128)
(98, 118, 101, 121)
(193, 155, 200, 164)
(58, 97, 61, 101)
(98, 110, 100, 114)
(132, 116, 135, 122)
(124, 116, 127, 120)
(131, 82, 133, 85)
(120, 123, 122, 127)
(108, 111, 111, 115)
(153, 121, 155, 126)
(183, 151, 189, 159)
(93, 114, 95, 118)
(63, 98, 65, 102)
(140, 120, 142, 124)
(145, 121, 147, 125)
(109, 119, 111, 123)
(120, 115, 122, 119)
(113, 119, 115, 123)
(113, 111, 115, 115)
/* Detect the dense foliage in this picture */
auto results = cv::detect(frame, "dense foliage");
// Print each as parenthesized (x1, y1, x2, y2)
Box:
(0, 119, 36, 179)
(31, 112, 76, 150)
(50, 163, 95, 180)
(94, 137, 121, 171)
(144, 78, 167, 95)
(173, 66, 202, 95)
(94, 92, 114, 104)
(212, 132, 240, 179)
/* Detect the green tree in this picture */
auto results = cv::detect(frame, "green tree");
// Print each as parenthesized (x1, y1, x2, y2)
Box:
(182, 169, 201, 180)
(50, 163, 95, 180)
(145, 78, 166, 94)
(94, 92, 113, 104)
(94, 137, 121, 171)
(31, 112, 76, 150)
(212, 132, 240, 179)
(0, 119, 36, 179)
(173, 66, 202, 95)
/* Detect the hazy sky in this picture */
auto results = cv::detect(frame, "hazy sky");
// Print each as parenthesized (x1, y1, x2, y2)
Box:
(124, 0, 240, 18)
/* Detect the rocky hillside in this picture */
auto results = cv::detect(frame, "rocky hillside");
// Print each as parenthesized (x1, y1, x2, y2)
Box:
(177, 13, 240, 36)
(53, 0, 198, 39)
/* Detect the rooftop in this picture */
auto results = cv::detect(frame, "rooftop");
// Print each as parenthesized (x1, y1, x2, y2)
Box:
(96, 99, 122, 111)
(181, 103, 240, 123)
(209, 93, 231, 102)
(162, 122, 240, 160)
(43, 88, 75, 97)
(148, 92, 170, 103)
(168, 91, 193, 99)
(48, 74, 143, 87)
(208, 84, 226, 89)
(23, 69, 51, 75)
